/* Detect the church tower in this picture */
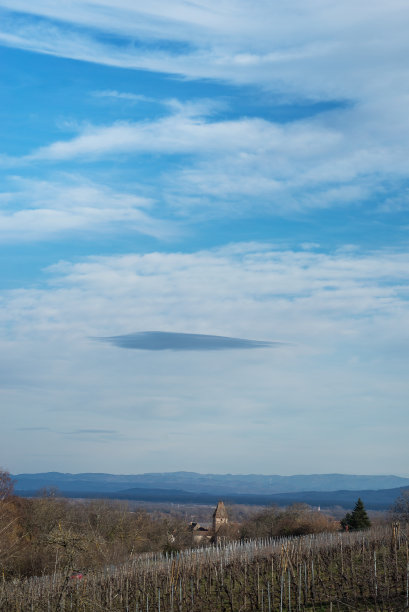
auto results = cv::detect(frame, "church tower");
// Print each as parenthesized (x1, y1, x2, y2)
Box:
(212, 501, 228, 533)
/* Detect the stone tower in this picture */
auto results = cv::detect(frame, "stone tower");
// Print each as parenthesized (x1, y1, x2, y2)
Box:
(212, 501, 228, 533)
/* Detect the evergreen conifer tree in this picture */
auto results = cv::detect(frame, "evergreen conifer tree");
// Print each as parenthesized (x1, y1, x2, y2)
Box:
(341, 498, 371, 530)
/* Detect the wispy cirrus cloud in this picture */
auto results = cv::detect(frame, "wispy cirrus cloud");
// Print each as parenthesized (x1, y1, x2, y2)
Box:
(26, 110, 281, 162)
(0, 176, 174, 241)
(0, 1, 408, 102)
(1, 1, 408, 217)
(92, 90, 155, 103)
(12, 103, 409, 215)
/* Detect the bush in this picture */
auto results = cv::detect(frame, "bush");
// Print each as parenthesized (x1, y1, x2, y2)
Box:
(240, 503, 338, 539)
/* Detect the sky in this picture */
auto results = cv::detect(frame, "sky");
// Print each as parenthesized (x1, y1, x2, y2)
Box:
(1, 1, 409, 476)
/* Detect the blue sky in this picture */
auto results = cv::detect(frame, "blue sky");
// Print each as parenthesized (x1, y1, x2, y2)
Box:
(1, 1, 409, 476)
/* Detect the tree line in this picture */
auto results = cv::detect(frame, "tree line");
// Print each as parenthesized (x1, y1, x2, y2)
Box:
(1, 467, 408, 581)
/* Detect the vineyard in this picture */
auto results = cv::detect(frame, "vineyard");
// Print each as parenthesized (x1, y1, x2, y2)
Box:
(1, 524, 408, 611)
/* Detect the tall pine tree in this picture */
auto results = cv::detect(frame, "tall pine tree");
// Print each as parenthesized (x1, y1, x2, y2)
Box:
(341, 498, 371, 530)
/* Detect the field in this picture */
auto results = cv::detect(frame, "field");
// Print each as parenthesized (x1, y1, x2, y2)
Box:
(1, 524, 408, 611)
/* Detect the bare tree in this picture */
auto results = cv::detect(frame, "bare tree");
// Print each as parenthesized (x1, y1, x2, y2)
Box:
(391, 488, 409, 523)
(0, 468, 14, 501)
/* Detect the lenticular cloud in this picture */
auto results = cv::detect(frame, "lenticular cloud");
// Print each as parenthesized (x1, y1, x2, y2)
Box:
(96, 331, 278, 351)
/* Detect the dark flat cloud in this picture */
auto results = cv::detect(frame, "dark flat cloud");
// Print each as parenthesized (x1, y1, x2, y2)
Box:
(68, 429, 117, 435)
(95, 331, 280, 351)
(18, 427, 119, 436)
(17, 427, 51, 431)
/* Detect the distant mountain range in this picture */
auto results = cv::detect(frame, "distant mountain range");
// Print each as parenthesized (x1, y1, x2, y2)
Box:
(12, 471, 409, 510)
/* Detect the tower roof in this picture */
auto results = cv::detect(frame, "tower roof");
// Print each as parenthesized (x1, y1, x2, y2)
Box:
(213, 501, 228, 519)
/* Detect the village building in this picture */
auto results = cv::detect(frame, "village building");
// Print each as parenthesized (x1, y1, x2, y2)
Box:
(189, 501, 229, 545)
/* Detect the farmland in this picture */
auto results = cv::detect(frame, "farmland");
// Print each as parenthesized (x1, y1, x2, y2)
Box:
(1, 524, 408, 611)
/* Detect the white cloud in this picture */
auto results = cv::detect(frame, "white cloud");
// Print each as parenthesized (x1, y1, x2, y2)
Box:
(0, 176, 174, 240)
(14, 102, 409, 214)
(92, 90, 155, 103)
(1, 2, 409, 472)
(27, 115, 291, 161)
(2, 242, 409, 371)
(1, 3, 408, 214)
(1, 243, 409, 472)
(0, 1, 408, 102)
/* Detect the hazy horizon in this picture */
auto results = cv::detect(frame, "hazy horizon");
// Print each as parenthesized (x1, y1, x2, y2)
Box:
(10, 470, 409, 478)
